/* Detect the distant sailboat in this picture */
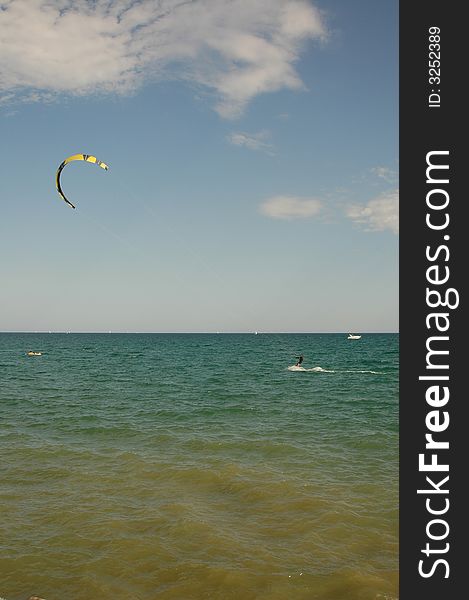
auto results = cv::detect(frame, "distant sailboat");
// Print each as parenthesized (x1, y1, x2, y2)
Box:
(347, 333, 361, 340)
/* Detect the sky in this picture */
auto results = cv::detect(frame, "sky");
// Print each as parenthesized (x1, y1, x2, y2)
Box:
(0, 0, 398, 333)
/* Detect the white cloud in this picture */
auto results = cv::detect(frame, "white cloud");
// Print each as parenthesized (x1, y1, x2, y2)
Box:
(370, 166, 397, 184)
(227, 130, 273, 153)
(260, 195, 323, 219)
(0, 0, 327, 117)
(345, 190, 399, 234)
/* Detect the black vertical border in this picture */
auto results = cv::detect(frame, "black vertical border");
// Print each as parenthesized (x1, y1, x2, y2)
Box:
(400, 2, 465, 598)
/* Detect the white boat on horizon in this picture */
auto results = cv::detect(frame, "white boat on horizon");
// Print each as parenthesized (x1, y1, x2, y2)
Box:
(347, 333, 361, 340)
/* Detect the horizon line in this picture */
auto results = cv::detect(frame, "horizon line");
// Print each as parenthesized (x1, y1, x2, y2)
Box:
(0, 330, 399, 334)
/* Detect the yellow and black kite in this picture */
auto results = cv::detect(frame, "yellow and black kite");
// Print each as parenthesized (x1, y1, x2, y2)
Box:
(56, 154, 109, 209)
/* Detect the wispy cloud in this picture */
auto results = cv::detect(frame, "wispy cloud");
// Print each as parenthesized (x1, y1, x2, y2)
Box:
(0, 0, 327, 118)
(370, 166, 398, 184)
(345, 190, 399, 234)
(227, 130, 274, 153)
(260, 195, 323, 219)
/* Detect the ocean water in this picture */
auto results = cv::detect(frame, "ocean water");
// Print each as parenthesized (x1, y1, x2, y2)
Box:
(0, 333, 398, 600)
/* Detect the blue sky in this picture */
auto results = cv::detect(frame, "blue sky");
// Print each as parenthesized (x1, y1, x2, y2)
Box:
(1, 0, 398, 333)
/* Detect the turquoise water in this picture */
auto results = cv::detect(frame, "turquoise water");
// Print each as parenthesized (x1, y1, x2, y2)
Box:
(0, 333, 398, 600)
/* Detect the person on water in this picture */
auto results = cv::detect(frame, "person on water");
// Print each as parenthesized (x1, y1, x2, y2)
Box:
(295, 355, 304, 366)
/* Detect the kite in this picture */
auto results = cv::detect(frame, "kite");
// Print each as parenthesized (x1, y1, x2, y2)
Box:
(56, 154, 109, 209)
